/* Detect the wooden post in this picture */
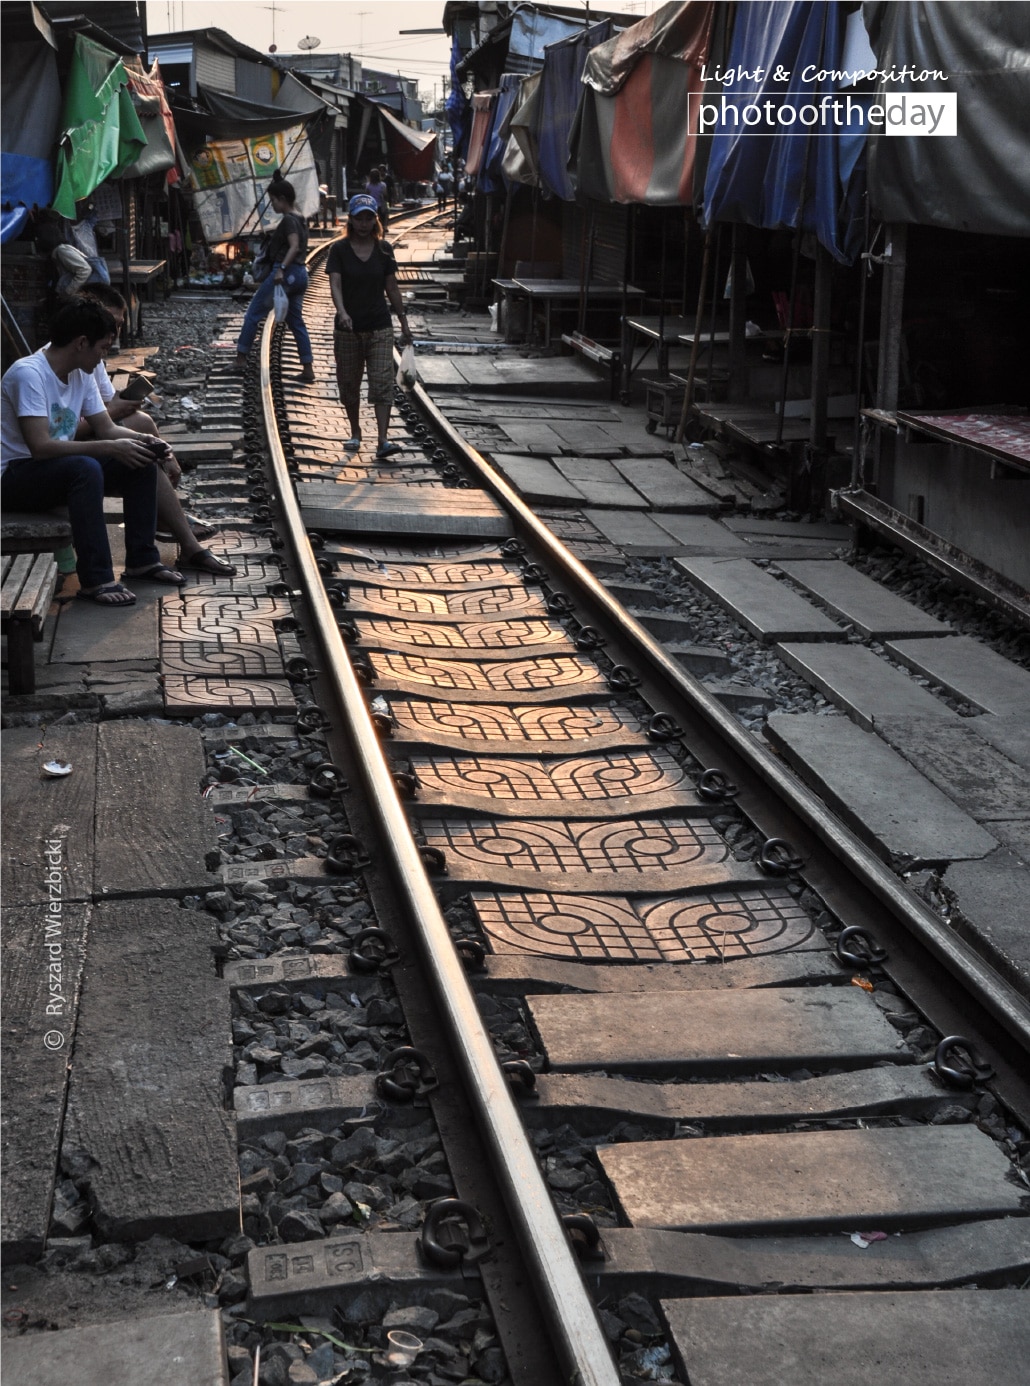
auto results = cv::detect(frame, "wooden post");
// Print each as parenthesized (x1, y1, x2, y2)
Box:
(673, 229, 713, 444)
(727, 222, 748, 403)
(810, 242, 832, 453)
(873, 223, 907, 494)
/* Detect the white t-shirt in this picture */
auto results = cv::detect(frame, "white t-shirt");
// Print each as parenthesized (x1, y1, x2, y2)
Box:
(0, 350, 106, 476)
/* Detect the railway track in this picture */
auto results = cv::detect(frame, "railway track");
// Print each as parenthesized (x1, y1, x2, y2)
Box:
(202, 223, 1030, 1384)
(5, 210, 1027, 1385)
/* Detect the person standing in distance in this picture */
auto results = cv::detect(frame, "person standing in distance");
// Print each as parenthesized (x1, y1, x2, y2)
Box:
(235, 178, 315, 383)
(365, 167, 390, 230)
(326, 193, 412, 460)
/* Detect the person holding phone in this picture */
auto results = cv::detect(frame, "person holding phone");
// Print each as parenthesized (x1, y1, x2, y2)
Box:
(77, 285, 235, 577)
(1, 299, 169, 606)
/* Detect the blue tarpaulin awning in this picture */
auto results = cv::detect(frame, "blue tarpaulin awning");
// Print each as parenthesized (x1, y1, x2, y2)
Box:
(700, 1, 866, 263)
(535, 21, 612, 200)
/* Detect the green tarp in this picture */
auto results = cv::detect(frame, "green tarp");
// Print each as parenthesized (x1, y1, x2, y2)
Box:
(53, 34, 147, 217)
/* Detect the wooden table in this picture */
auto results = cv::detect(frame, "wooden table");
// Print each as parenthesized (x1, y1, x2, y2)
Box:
(510, 278, 646, 349)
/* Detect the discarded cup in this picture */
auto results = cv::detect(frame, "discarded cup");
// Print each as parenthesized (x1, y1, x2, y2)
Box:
(385, 1330, 423, 1367)
(42, 760, 73, 777)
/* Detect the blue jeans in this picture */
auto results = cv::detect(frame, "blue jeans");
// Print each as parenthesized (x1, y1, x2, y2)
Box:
(235, 264, 313, 362)
(1, 454, 159, 588)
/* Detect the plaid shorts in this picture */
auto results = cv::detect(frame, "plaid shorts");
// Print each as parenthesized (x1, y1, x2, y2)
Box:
(333, 325, 394, 407)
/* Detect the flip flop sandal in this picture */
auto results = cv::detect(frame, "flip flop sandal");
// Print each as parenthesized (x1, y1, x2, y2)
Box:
(77, 581, 137, 606)
(182, 548, 237, 576)
(343, 437, 362, 453)
(376, 441, 404, 460)
(122, 563, 186, 586)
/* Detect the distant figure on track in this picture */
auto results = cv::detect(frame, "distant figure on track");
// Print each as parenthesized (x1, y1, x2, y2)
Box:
(326, 192, 412, 461)
(365, 166, 390, 230)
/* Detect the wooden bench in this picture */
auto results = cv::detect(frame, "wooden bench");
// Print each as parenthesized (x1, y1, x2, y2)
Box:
(2, 552, 58, 693)
(561, 331, 622, 400)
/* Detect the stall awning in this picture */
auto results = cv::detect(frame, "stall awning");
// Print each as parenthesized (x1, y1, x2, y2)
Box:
(53, 33, 147, 217)
(863, 2, 1030, 238)
(534, 20, 612, 200)
(570, 0, 713, 206)
(376, 103, 437, 182)
(121, 62, 179, 183)
(478, 74, 522, 192)
(700, 1, 866, 264)
(187, 123, 320, 243)
(464, 91, 496, 177)
(1, 39, 62, 212)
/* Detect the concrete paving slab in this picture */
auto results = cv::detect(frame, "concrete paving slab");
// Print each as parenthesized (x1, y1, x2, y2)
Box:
(551, 456, 650, 508)
(530, 988, 908, 1074)
(478, 951, 845, 994)
(486, 453, 586, 505)
(421, 815, 764, 895)
(235, 1074, 380, 1135)
(475, 885, 826, 962)
(581, 508, 685, 555)
(765, 713, 999, 868)
(724, 516, 852, 541)
(651, 514, 753, 552)
(2, 902, 89, 1262)
(944, 849, 1030, 998)
(973, 714, 1030, 770)
(662, 1291, 1030, 1386)
(351, 615, 577, 660)
(62, 898, 238, 1242)
(94, 722, 221, 897)
(676, 559, 846, 642)
(0, 1309, 227, 1386)
(2, 725, 97, 905)
(600, 1125, 1023, 1232)
(876, 716, 1030, 822)
(599, 1220, 1030, 1293)
(385, 698, 651, 755)
(611, 458, 719, 511)
(247, 1232, 466, 1317)
(774, 644, 959, 730)
(298, 481, 513, 539)
(986, 819, 1030, 862)
(492, 422, 566, 453)
(533, 1066, 948, 1132)
(48, 586, 162, 664)
(409, 748, 705, 819)
(885, 635, 1030, 715)
(778, 560, 953, 638)
(365, 651, 611, 704)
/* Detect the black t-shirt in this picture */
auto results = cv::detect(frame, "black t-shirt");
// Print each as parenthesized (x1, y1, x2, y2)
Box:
(325, 239, 398, 332)
(267, 212, 308, 265)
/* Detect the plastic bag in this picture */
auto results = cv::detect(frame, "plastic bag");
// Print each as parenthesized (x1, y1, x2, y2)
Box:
(395, 342, 417, 389)
(273, 284, 289, 324)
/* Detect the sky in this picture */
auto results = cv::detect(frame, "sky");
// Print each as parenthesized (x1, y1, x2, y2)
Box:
(146, 0, 657, 100)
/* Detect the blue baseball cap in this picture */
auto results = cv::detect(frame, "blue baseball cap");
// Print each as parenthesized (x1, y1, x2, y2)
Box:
(348, 193, 379, 217)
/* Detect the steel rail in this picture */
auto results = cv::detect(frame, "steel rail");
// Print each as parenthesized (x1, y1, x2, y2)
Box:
(258, 314, 623, 1386)
(833, 486, 1030, 630)
(406, 376, 1030, 1057)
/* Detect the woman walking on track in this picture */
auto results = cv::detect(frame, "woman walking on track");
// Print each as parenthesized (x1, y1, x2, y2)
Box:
(236, 178, 315, 383)
(327, 192, 412, 460)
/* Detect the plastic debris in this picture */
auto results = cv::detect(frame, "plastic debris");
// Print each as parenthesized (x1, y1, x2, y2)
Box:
(850, 1230, 889, 1248)
(42, 759, 73, 777)
(851, 975, 875, 991)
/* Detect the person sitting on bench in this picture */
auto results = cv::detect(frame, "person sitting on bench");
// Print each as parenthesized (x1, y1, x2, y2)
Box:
(0, 299, 173, 606)
(77, 285, 235, 577)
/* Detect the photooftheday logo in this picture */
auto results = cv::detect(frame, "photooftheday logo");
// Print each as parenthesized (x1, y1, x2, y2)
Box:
(697, 92, 957, 137)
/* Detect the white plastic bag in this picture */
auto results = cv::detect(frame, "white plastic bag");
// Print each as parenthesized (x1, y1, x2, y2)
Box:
(272, 284, 289, 324)
(396, 342, 417, 389)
